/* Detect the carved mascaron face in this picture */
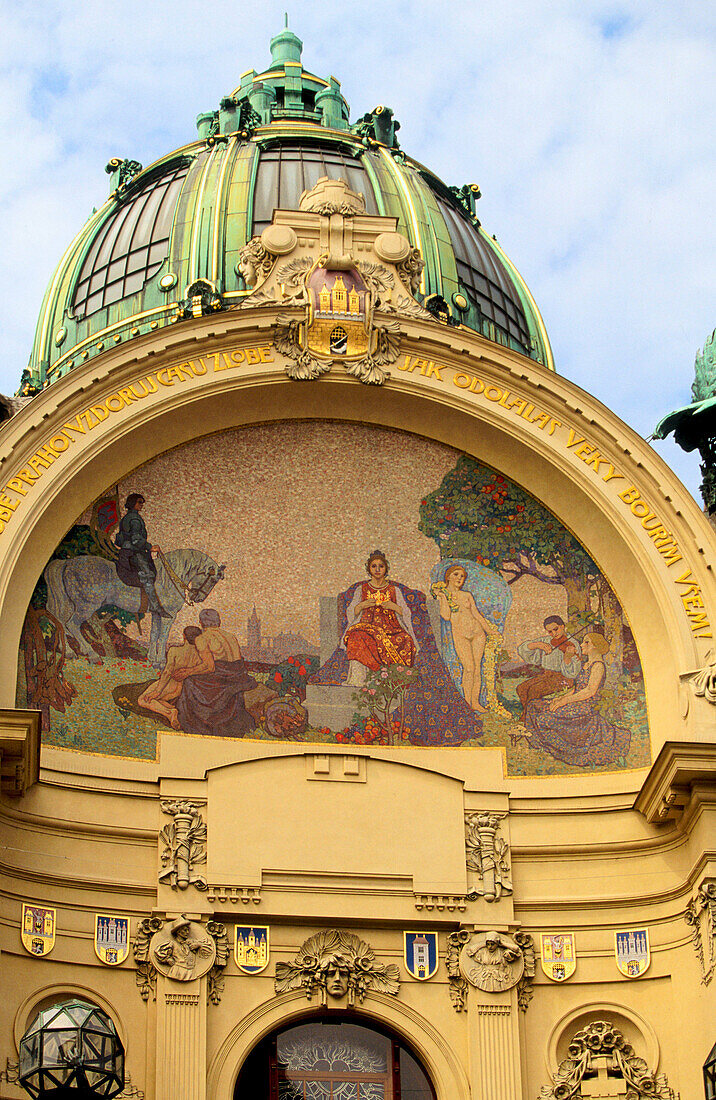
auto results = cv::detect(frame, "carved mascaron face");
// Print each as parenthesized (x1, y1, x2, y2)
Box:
(322, 955, 351, 998)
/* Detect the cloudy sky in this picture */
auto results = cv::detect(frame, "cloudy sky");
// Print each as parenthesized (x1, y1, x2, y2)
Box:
(1, 1, 714, 498)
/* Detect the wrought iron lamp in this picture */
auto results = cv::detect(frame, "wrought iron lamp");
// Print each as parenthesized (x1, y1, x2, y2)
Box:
(18, 1000, 124, 1099)
(705, 1039, 716, 1100)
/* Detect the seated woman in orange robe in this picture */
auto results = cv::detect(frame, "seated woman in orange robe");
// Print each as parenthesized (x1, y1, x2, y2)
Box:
(342, 550, 417, 686)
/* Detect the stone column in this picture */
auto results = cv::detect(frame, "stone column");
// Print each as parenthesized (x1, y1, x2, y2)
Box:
(467, 986, 523, 1100)
(155, 976, 207, 1100)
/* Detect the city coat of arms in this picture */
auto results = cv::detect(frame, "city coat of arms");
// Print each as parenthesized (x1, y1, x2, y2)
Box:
(403, 931, 439, 980)
(235, 925, 270, 974)
(94, 913, 130, 966)
(237, 176, 431, 385)
(540, 932, 576, 982)
(615, 928, 650, 978)
(21, 903, 56, 957)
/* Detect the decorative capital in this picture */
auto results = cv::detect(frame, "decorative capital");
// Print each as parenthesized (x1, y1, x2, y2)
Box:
(133, 914, 228, 1004)
(275, 929, 400, 1006)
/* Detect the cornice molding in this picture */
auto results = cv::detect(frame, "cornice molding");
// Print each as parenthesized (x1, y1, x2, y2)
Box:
(0, 709, 40, 796)
(634, 741, 716, 824)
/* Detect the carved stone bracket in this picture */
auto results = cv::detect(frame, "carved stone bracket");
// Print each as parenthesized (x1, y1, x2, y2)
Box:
(158, 800, 207, 891)
(414, 893, 468, 912)
(275, 929, 400, 1006)
(446, 928, 534, 1013)
(465, 811, 513, 902)
(684, 878, 716, 984)
(133, 914, 228, 1005)
(134, 916, 164, 1001)
(206, 884, 261, 905)
(539, 1020, 679, 1099)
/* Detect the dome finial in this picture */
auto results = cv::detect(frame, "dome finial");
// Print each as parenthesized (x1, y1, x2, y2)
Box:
(270, 18, 303, 66)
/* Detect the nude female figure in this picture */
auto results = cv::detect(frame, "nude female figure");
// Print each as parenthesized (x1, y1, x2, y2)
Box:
(435, 565, 498, 713)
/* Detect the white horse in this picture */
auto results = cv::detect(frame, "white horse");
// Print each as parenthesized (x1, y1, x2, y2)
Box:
(44, 550, 225, 667)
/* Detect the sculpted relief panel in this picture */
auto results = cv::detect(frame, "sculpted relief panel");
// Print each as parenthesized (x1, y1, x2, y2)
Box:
(17, 421, 649, 776)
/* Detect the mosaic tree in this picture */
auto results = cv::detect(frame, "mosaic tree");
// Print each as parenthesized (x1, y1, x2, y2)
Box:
(419, 457, 625, 665)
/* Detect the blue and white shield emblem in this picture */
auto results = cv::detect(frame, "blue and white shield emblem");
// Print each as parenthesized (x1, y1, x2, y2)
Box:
(615, 928, 650, 978)
(235, 925, 270, 974)
(404, 931, 438, 980)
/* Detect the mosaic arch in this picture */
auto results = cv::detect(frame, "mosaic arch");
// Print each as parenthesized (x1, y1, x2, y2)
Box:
(17, 421, 649, 777)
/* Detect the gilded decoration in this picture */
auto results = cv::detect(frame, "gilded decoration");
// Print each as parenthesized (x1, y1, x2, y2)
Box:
(446, 929, 535, 1011)
(684, 878, 716, 984)
(158, 799, 208, 891)
(17, 422, 651, 776)
(464, 811, 512, 902)
(539, 1020, 679, 1099)
(236, 177, 431, 384)
(275, 929, 400, 1006)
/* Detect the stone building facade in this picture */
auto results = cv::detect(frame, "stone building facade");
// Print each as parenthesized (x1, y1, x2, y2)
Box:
(0, 25, 714, 1100)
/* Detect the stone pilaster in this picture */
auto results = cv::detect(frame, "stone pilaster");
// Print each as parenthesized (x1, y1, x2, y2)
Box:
(155, 977, 206, 1100)
(468, 987, 523, 1100)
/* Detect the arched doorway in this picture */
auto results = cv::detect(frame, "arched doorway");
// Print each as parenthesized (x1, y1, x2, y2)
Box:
(234, 1016, 436, 1098)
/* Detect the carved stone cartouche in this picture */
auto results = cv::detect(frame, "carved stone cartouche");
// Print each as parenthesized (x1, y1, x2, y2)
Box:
(539, 1020, 679, 1099)
(275, 928, 400, 1006)
(158, 799, 207, 890)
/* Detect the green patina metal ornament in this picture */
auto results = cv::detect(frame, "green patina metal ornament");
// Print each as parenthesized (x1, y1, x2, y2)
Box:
(654, 329, 716, 513)
(18, 1000, 124, 1099)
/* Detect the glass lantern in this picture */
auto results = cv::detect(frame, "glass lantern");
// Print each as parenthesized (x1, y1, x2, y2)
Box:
(19, 1000, 124, 1099)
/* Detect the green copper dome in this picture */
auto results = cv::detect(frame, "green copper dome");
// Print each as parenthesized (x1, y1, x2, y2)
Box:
(23, 26, 553, 392)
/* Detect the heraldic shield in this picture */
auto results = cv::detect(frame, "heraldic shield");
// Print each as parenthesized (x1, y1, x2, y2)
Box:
(21, 904, 56, 957)
(235, 925, 270, 974)
(615, 928, 650, 977)
(540, 932, 576, 982)
(404, 931, 439, 980)
(95, 914, 130, 966)
(306, 265, 371, 361)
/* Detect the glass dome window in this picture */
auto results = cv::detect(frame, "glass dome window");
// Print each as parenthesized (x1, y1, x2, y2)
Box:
(435, 195, 530, 350)
(252, 142, 378, 235)
(72, 161, 189, 319)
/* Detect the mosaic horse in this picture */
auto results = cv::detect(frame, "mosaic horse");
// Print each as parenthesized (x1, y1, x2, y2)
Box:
(44, 550, 225, 667)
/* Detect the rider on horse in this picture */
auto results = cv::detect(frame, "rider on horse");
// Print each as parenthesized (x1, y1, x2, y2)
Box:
(114, 494, 169, 617)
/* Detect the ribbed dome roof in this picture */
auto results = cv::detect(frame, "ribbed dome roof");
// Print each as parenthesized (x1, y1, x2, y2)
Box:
(23, 26, 553, 392)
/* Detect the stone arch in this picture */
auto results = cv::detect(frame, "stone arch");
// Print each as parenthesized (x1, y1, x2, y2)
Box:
(541, 1007, 668, 1098)
(13, 983, 128, 1052)
(545, 1001, 660, 1077)
(207, 990, 470, 1100)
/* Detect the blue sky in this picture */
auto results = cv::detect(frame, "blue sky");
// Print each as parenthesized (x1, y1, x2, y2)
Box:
(1, 1, 714, 499)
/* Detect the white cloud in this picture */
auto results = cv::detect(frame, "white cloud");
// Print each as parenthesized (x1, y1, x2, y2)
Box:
(0, 0, 712, 499)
